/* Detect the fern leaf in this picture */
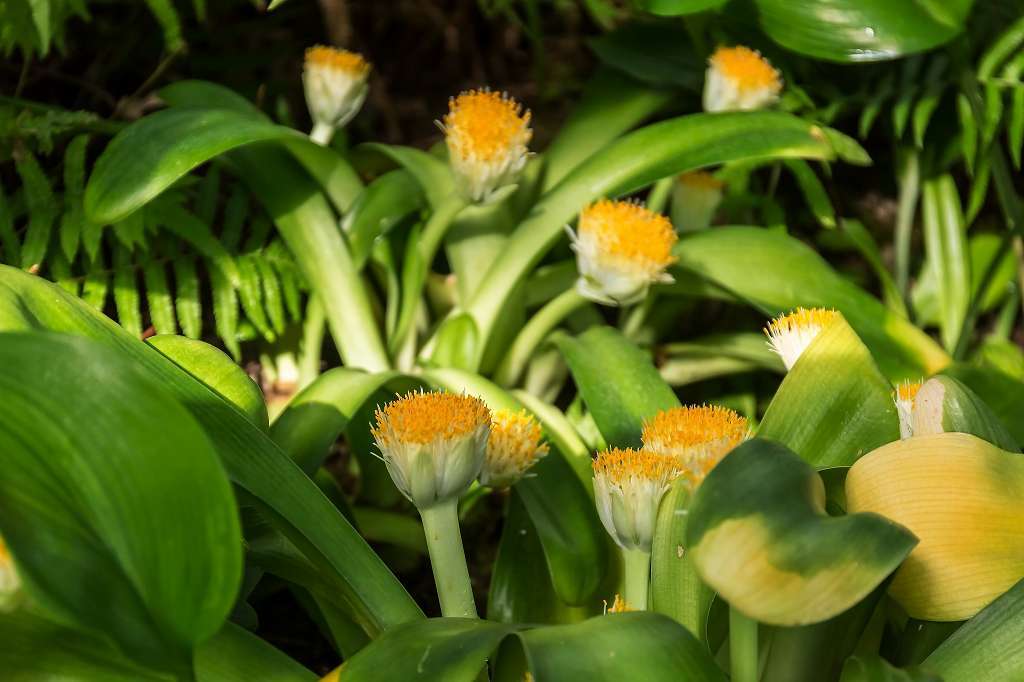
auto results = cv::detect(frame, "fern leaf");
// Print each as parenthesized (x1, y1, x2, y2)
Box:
(49, 250, 79, 295)
(0, 181, 20, 265)
(237, 253, 274, 341)
(210, 266, 241, 360)
(113, 244, 143, 337)
(82, 251, 109, 311)
(60, 133, 88, 260)
(143, 258, 177, 335)
(113, 210, 146, 250)
(256, 254, 286, 335)
(267, 240, 303, 321)
(149, 198, 239, 285)
(195, 166, 221, 224)
(173, 256, 202, 339)
(15, 149, 58, 270)
(220, 185, 248, 251)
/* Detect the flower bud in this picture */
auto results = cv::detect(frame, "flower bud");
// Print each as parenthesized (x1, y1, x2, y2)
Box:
(303, 46, 371, 131)
(371, 390, 491, 509)
(480, 409, 549, 488)
(641, 404, 749, 490)
(764, 307, 839, 371)
(568, 199, 678, 306)
(441, 89, 532, 203)
(671, 171, 724, 232)
(592, 447, 682, 553)
(703, 46, 782, 113)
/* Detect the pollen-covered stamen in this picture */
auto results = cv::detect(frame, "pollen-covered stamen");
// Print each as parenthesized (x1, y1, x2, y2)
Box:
(480, 409, 549, 488)
(605, 594, 634, 614)
(372, 390, 490, 447)
(371, 390, 492, 508)
(764, 307, 839, 371)
(569, 199, 678, 305)
(305, 46, 371, 77)
(894, 380, 924, 440)
(592, 447, 682, 552)
(441, 89, 532, 202)
(641, 405, 749, 488)
(303, 45, 371, 135)
(703, 45, 782, 113)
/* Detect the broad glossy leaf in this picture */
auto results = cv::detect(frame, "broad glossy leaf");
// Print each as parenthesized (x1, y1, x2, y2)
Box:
(0, 266, 422, 636)
(924, 577, 1024, 681)
(340, 613, 726, 681)
(651, 480, 712, 639)
(462, 113, 848, 366)
(687, 438, 917, 625)
(0, 332, 241, 674)
(908, 376, 1018, 451)
(555, 326, 679, 448)
(758, 314, 901, 468)
(147, 334, 268, 431)
(84, 109, 304, 224)
(846, 433, 1024, 621)
(755, 0, 974, 62)
(942, 363, 1024, 447)
(342, 170, 424, 269)
(674, 226, 950, 379)
(588, 21, 704, 90)
(0, 612, 315, 682)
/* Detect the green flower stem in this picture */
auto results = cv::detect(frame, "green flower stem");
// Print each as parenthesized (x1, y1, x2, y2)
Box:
(309, 121, 335, 146)
(297, 296, 325, 390)
(622, 547, 651, 611)
(729, 605, 759, 682)
(494, 287, 586, 387)
(391, 194, 467, 355)
(894, 149, 920, 301)
(646, 177, 674, 214)
(419, 498, 478, 618)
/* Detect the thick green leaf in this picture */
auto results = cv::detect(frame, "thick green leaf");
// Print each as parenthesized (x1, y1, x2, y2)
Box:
(658, 332, 785, 385)
(638, 0, 727, 15)
(0, 612, 315, 682)
(0, 332, 242, 674)
(555, 326, 679, 448)
(925, 578, 1024, 681)
(460, 113, 847, 367)
(342, 169, 425, 269)
(911, 375, 1018, 451)
(341, 613, 726, 681)
(755, 0, 974, 62)
(147, 334, 268, 431)
(942, 363, 1024, 446)
(85, 109, 305, 224)
(674, 226, 950, 379)
(355, 143, 455, 209)
(588, 22, 704, 90)
(0, 266, 422, 636)
(687, 438, 917, 625)
(758, 314, 901, 468)
(922, 175, 969, 351)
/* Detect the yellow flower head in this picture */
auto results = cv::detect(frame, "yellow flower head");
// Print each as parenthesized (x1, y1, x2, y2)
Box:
(703, 46, 782, 113)
(569, 199, 678, 306)
(764, 307, 839, 371)
(480, 409, 549, 488)
(592, 447, 682, 552)
(641, 405, 749, 489)
(303, 46, 371, 131)
(372, 390, 491, 508)
(0, 536, 22, 612)
(442, 89, 532, 203)
(894, 380, 924, 439)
